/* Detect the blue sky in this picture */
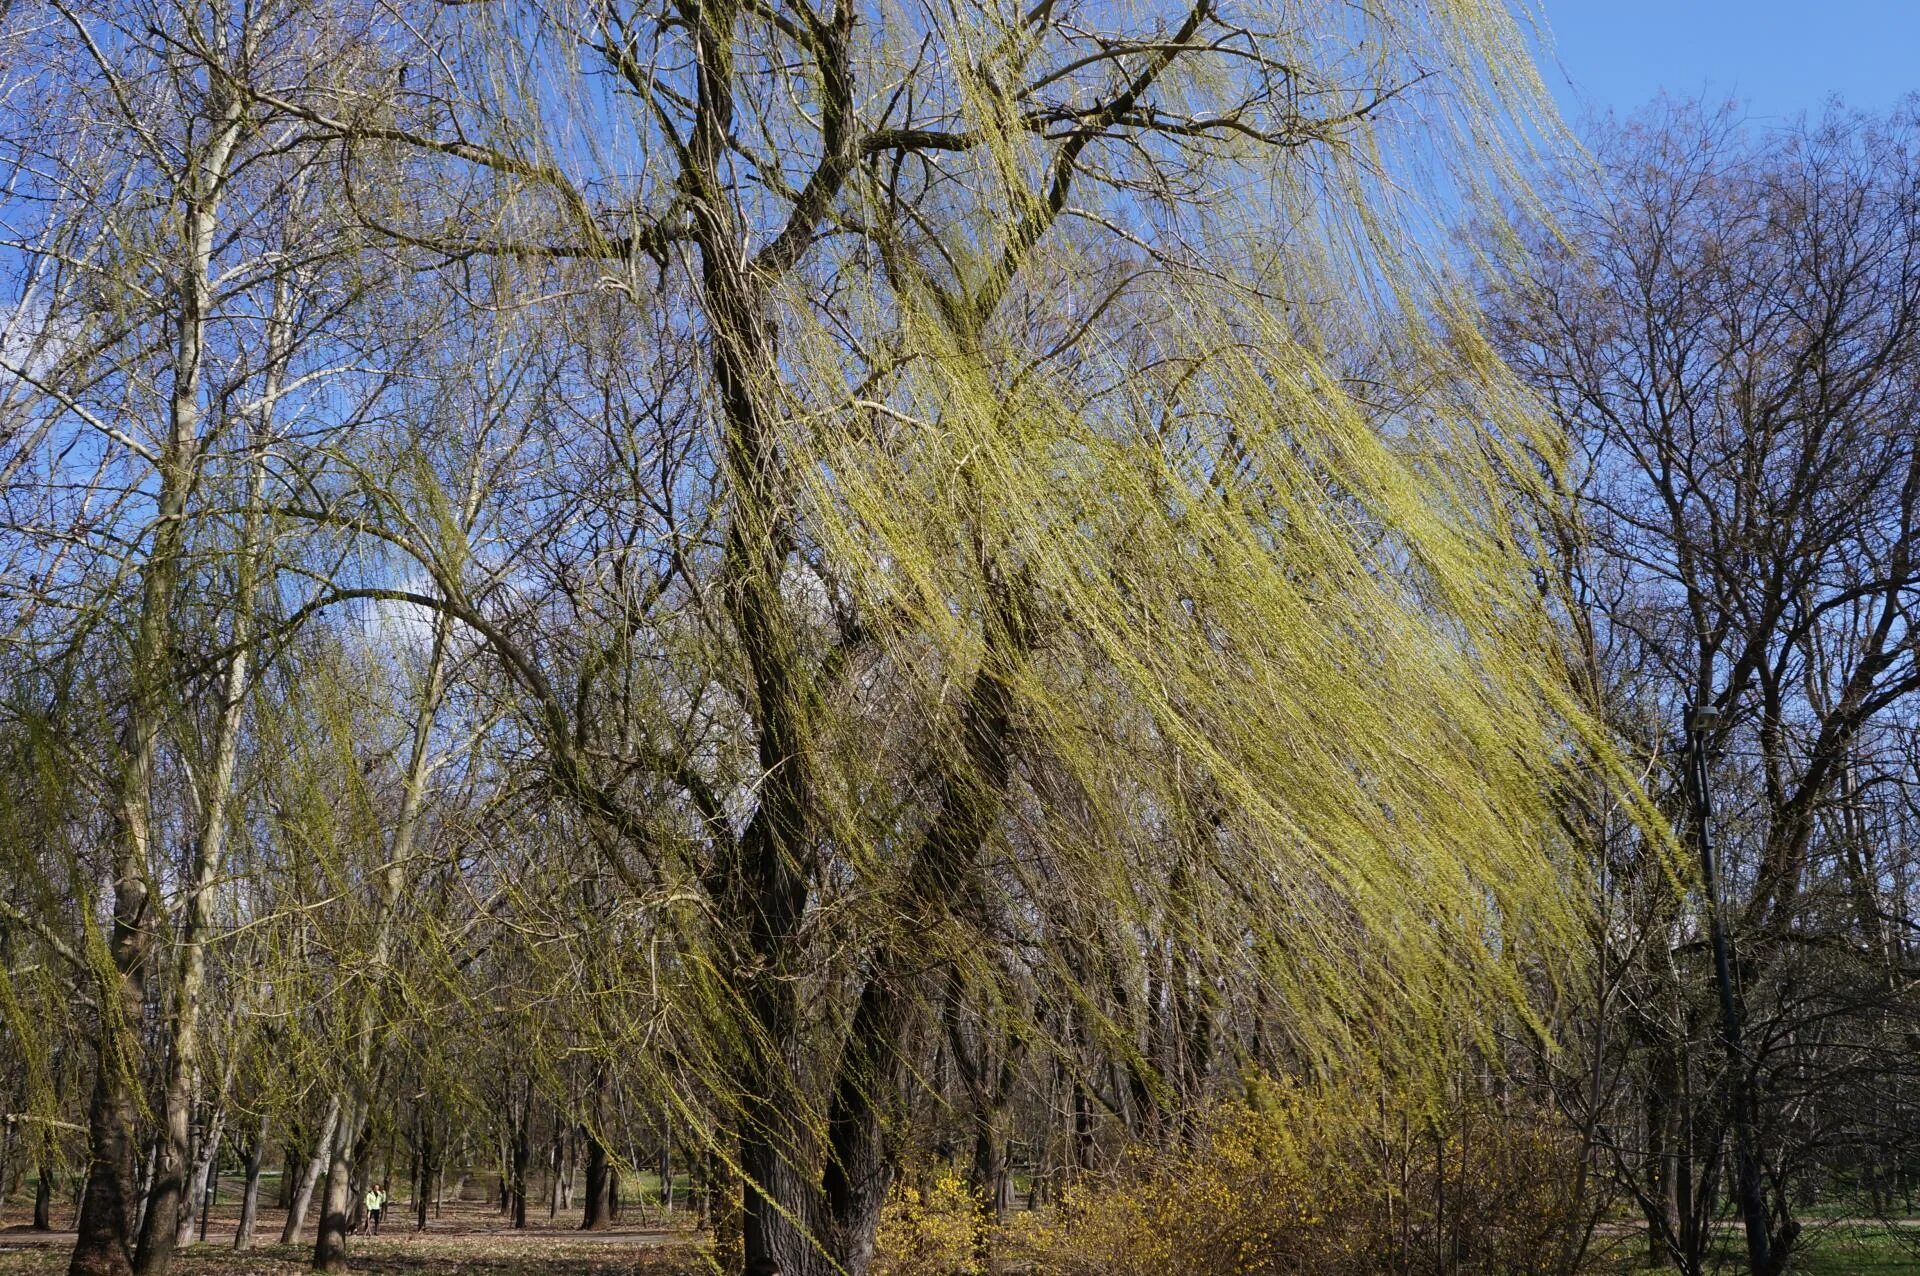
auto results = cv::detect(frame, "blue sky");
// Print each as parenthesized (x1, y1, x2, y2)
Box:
(1540, 0, 1919, 124)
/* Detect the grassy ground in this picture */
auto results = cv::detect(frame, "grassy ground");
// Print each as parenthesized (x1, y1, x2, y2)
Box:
(1606, 1222, 1920, 1273)
(1794, 1227, 1920, 1273)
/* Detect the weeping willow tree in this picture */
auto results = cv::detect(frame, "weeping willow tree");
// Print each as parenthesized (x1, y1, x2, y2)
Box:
(225, 0, 1628, 1271)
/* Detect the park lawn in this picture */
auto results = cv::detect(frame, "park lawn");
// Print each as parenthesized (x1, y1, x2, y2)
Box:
(1618, 1223, 1920, 1274)
(1783, 1227, 1920, 1274)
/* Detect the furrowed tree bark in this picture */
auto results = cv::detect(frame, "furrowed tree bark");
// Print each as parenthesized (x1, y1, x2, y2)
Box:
(581, 1126, 613, 1231)
(682, 0, 823, 1256)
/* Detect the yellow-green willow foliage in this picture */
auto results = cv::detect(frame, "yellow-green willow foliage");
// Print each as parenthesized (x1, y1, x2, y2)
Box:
(782, 280, 1596, 1062)
(632, 0, 1600, 1052)
(245, 0, 1634, 1269)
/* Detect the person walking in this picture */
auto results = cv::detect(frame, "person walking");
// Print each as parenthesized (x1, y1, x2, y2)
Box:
(364, 1182, 388, 1234)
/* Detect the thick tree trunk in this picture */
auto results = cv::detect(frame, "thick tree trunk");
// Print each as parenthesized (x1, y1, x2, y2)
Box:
(69, 1005, 146, 1276)
(580, 1131, 613, 1231)
(676, 0, 1016, 1263)
(134, 1020, 193, 1266)
(950, 985, 1023, 1228)
(1071, 1082, 1095, 1172)
(35, 1165, 55, 1231)
(969, 1124, 1010, 1222)
(311, 1099, 360, 1273)
(710, 1152, 742, 1275)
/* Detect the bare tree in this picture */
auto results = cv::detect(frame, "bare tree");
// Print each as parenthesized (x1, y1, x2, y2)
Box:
(1487, 98, 1920, 1275)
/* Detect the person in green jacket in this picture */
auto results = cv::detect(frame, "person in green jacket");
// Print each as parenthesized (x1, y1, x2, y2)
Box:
(364, 1183, 388, 1234)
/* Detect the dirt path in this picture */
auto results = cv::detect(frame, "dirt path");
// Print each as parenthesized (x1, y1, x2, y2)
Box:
(0, 1196, 699, 1272)
(0, 1224, 682, 1252)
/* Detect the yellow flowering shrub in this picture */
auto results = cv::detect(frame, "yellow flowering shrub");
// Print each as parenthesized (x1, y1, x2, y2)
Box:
(873, 1166, 987, 1276)
(996, 1082, 1600, 1276)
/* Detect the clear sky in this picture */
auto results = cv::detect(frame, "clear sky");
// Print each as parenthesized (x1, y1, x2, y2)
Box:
(1540, 0, 1919, 125)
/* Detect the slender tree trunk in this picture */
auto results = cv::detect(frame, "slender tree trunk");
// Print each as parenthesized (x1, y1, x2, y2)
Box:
(509, 1106, 529, 1231)
(1071, 1082, 1095, 1172)
(414, 1115, 433, 1232)
(1688, 723, 1781, 1276)
(1644, 1052, 1676, 1264)
(116, 88, 249, 1276)
(177, 1108, 224, 1248)
(280, 1099, 338, 1245)
(139, 552, 252, 1266)
(309, 597, 456, 1270)
(233, 1114, 269, 1251)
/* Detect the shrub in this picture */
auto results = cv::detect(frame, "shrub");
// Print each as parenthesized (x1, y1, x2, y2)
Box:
(873, 1166, 988, 1276)
(997, 1081, 1600, 1276)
